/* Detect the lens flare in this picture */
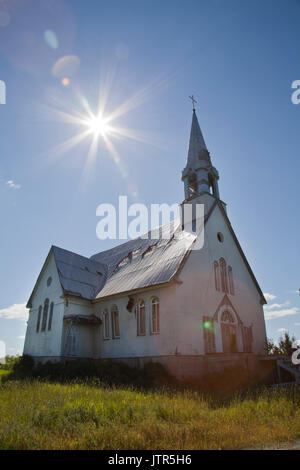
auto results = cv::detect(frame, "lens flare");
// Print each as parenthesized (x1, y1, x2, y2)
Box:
(61, 77, 70, 86)
(84, 114, 112, 138)
(42, 66, 174, 189)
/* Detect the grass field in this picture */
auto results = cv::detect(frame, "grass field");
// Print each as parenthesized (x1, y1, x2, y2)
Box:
(0, 370, 10, 379)
(1, 378, 300, 450)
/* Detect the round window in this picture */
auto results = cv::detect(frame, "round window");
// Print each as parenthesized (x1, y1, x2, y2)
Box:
(217, 232, 224, 243)
(47, 276, 52, 287)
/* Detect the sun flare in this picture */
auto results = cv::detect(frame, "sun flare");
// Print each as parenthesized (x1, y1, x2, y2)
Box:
(45, 70, 171, 185)
(84, 114, 112, 138)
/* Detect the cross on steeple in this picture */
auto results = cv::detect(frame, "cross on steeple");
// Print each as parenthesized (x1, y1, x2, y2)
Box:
(188, 95, 197, 111)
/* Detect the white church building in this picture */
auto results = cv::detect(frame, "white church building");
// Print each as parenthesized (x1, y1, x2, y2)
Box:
(23, 108, 267, 381)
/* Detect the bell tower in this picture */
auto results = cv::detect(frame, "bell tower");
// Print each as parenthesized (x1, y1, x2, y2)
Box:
(182, 99, 220, 201)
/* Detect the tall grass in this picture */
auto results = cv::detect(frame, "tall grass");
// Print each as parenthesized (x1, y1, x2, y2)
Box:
(0, 379, 300, 449)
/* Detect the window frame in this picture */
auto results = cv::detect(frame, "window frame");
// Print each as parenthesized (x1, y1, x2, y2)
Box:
(214, 261, 220, 291)
(136, 299, 146, 336)
(151, 297, 160, 334)
(103, 309, 110, 339)
(228, 266, 234, 295)
(111, 305, 120, 339)
(41, 299, 49, 332)
(219, 258, 229, 293)
(48, 302, 54, 331)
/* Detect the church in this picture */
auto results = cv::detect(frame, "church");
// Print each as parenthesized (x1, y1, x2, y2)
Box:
(23, 106, 267, 381)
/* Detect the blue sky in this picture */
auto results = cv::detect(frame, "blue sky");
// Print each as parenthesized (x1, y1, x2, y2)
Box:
(0, 0, 299, 355)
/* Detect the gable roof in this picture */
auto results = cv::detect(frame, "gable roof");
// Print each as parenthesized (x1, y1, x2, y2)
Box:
(52, 246, 107, 300)
(26, 246, 107, 308)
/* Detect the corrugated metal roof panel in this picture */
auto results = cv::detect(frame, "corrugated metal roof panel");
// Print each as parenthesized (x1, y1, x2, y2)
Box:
(91, 220, 196, 298)
(52, 246, 107, 300)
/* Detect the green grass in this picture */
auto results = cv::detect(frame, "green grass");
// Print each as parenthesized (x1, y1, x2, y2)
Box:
(1, 379, 300, 449)
(0, 370, 10, 379)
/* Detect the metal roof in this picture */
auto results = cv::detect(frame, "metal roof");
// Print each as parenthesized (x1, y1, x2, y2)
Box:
(52, 246, 107, 300)
(91, 219, 196, 299)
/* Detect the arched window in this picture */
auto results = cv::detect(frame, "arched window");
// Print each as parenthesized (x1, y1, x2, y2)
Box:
(41, 299, 49, 332)
(136, 299, 146, 336)
(221, 310, 235, 323)
(228, 266, 234, 295)
(48, 302, 54, 331)
(151, 297, 160, 334)
(219, 258, 228, 293)
(220, 309, 237, 353)
(214, 261, 220, 291)
(111, 305, 120, 338)
(103, 309, 110, 339)
(36, 305, 42, 333)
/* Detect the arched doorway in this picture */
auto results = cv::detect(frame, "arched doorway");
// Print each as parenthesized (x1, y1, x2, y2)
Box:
(220, 310, 237, 353)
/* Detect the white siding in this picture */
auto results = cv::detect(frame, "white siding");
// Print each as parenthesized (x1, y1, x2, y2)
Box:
(23, 253, 64, 358)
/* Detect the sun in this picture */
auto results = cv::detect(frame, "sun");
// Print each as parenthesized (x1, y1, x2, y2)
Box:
(84, 113, 112, 138)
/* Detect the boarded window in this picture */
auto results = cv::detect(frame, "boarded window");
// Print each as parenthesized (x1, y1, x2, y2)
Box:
(103, 310, 109, 338)
(136, 300, 146, 336)
(41, 299, 49, 332)
(111, 305, 120, 338)
(36, 306, 42, 333)
(228, 266, 234, 295)
(203, 316, 216, 354)
(151, 297, 160, 334)
(242, 325, 253, 353)
(48, 302, 54, 331)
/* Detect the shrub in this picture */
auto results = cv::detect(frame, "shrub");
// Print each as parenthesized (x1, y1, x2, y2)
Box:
(13, 355, 34, 376)
(15, 357, 174, 389)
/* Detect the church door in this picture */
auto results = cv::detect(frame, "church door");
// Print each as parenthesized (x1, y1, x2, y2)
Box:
(221, 310, 237, 353)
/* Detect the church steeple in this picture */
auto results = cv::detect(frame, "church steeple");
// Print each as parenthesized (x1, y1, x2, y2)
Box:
(182, 106, 220, 201)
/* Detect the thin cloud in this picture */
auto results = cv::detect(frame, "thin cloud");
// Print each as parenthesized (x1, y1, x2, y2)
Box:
(0, 303, 28, 321)
(263, 293, 277, 301)
(264, 301, 290, 311)
(277, 328, 287, 333)
(264, 307, 299, 320)
(6, 180, 21, 190)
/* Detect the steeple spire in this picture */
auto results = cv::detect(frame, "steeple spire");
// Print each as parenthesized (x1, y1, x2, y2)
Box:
(186, 109, 209, 169)
(182, 107, 220, 201)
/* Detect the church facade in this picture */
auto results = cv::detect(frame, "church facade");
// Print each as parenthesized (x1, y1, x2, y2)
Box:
(23, 109, 267, 381)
